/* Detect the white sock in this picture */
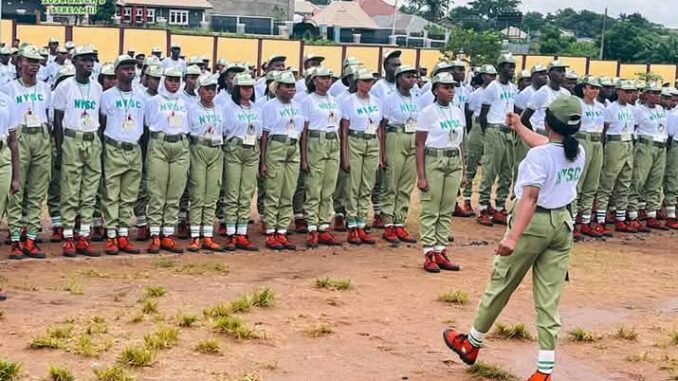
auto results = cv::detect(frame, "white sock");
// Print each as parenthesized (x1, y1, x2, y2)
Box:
(537, 350, 555, 374)
(628, 210, 638, 220)
(150, 226, 161, 236)
(79, 224, 91, 237)
(468, 327, 485, 347)
(163, 226, 175, 236)
(646, 210, 657, 218)
(227, 225, 236, 235)
(119, 227, 129, 237)
(236, 225, 247, 235)
(204, 225, 213, 238)
(107, 229, 117, 239)
(190, 225, 200, 238)
(667, 206, 676, 219)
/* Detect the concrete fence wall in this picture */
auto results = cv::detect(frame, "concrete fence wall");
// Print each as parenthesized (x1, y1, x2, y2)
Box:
(1, 20, 677, 81)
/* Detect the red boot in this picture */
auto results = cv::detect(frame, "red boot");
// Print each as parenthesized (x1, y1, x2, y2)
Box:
(318, 230, 340, 246)
(477, 209, 493, 226)
(347, 228, 361, 245)
(104, 237, 119, 255)
(9, 241, 25, 260)
(435, 250, 460, 271)
(615, 220, 638, 233)
(492, 209, 508, 225)
(160, 235, 184, 253)
(357, 228, 375, 245)
(591, 222, 613, 237)
(333, 215, 347, 232)
(306, 231, 319, 248)
(118, 236, 141, 254)
(453, 202, 473, 217)
(50, 226, 64, 242)
(372, 214, 385, 229)
(462, 200, 475, 216)
(646, 217, 668, 230)
(234, 235, 257, 251)
(442, 328, 479, 365)
(76, 237, 100, 257)
(382, 226, 399, 243)
(147, 235, 161, 254)
(265, 234, 283, 250)
(394, 226, 417, 243)
(657, 209, 668, 220)
(202, 237, 224, 252)
(580, 223, 603, 238)
(222, 236, 237, 251)
(136, 225, 150, 241)
(187, 238, 201, 253)
(628, 218, 650, 233)
(62, 238, 77, 258)
(666, 218, 678, 230)
(423, 252, 439, 273)
(526, 371, 552, 381)
(23, 238, 46, 259)
(276, 233, 296, 250)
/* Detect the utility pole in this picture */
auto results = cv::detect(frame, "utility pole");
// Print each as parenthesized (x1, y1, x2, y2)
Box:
(599, 7, 607, 60)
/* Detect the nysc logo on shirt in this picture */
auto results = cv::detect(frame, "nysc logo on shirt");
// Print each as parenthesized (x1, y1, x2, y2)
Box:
(159, 102, 185, 113)
(279, 108, 300, 118)
(499, 92, 515, 101)
(74, 99, 96, 110)
(199, 113, 222, 125)
(617, 111, 633, 123)
(15, 93, 45, 104)
(356, 105, 378, 115)
(556, 166, 582, 185)
(399, 103, 418, 113)
(439, 119, 462, 130)
(115, 98, 143, 110)
(584, 110, 602, 118)
(237, 112, 258, 123)
(318, 102, 337, 111)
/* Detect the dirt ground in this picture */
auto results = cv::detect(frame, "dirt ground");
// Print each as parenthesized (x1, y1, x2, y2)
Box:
(0, 201, 677, 381)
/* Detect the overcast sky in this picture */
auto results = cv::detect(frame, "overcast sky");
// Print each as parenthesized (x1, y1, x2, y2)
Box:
(451, 0, 678, 28)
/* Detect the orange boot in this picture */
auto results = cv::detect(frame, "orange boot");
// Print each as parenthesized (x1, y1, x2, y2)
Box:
(442, 328, 479, 365)
(147, 235, 161, 254)
(62, 238, 77, 258)
(187, 238, 201, 253)
(9, 241, 25, 260)
(76, 236, 100, 257)
(526, 371, 552, 381)
(118, 236, 141, 254)
(104, 237, 119, 256)
(23, 238, 46, 259)
(161, 235, 184, 254)
(202, 237, 223, 252)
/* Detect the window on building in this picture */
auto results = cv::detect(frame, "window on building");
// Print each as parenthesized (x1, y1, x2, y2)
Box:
(169, 9, 189, 25)
(123, 7, 132, 23)
(135, 7, 144, 23)
(146, 8, 155, 23)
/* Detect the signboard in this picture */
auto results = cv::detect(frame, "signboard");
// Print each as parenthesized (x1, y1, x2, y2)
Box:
(41, 0, 107, 15)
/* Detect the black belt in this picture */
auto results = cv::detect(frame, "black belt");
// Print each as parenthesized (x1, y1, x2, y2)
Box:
(104, 136, 137, 151)
(348, 130, 376, 139)
(575, 132, 602, 142)
(270, 135, 298, 144)
(226, 137, 256, 148)
(535, 206, 568, 213)
(385, 125, 414, 134)
(488, 124, 512, 133)
(64, 128, 96, 141)
(150, 131, 185, 142)
(424, 147, 459, 157)
(189, 135, 221, 147)
(308, 130, 338, 139)
(637, 136, 666, 148)
(0, 140, 4, 150)
(20, 125, 46, 134)
(605, 135, 632, 142)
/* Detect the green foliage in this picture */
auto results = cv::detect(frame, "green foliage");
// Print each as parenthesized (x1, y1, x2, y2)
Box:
(0, 358, 22, 381)
(405, 0, 451, 22)
(143, 326, 180, 350)
(93, 366, 135, 381)
(443, 27, 502, 67)
(195, 339, 221, 354)
(117, 346, 155, 367)
(91, 0, 117, 24)
(48, 365, 75, 381)
(468, 361, 517, 380)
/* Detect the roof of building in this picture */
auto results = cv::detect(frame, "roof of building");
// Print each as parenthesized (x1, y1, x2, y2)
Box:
(295, 0, 320, 15)
(356, 0, 395, 17)
(372, 13, 432, 34)
(500, 26, 527, 39)
(311, 1, 379, 29)
(117, 0, 212, 9)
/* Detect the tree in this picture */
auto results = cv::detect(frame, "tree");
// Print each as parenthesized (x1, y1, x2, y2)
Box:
(522, 11, 544, 34)
(404, 0, 452, 22)
(91, 0, 116, 24)
(442, 27, 502, 67)
(467, 0, 520, 21)
(602, 20, 645, 62)
(537, 24, 574, 54)
(447, 6, 491, 31)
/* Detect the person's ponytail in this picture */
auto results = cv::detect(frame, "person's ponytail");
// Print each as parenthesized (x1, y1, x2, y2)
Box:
(545, 108, 580, 162)
(563, 134, 579, 161)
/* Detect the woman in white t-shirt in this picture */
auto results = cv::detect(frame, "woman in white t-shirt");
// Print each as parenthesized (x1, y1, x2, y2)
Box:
(221, 73, 262, 251)
(444, 96, 585, 381)
(185, 75, 225, 253)
(340, 68, 382, 245)
(299, 67, 342, 247)
(260, 71, 304, 251)
(414, 73, 465, 273)
(143, 67, 190, 254)
(379, 65, 419, 244)
(573, 77, 606, 238)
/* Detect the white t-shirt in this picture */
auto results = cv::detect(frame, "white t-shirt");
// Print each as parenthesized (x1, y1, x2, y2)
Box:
(370, 79, 396, 101)
(514, 85, 537, 111)
(579, 99, 605, 134)
(295, 79, 307, 95)
(514, 142, 585, 209)
(416, 103, 466, 149)
(161, 57, 186, 72)
(666, 109, 678, 142)
(634, 104, 667, 142)
(255, 77, 267, 101)
(223, 101, 262, 143)
(417, 83, 468, 112)
(0, 63, 16, 85)
(482, 79, 518, 124)
(0, 92, 18, 137)
(329, 80, 347, 97)
(53, 77, 102, 132)
(301, 93, 341, 133)
(603, 102, 635, 138)
(145, 93, 189, 135)
(468, 87, 485, 117)
(382, 91, 419, 127)
(526, 85, 570, 131)
(340, 93, 383, 133)
(214, 91, 232, 109)
(261, 98, 304, 139)
(2, 79, 52, 128)
(100, 86, 146, 143)
(188, 100, 224, 143)
(181, 90, 199, 106)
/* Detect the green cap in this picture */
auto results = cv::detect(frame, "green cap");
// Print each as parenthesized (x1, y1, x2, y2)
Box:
(304, 66, 318, 79)
(311, 66, 332, 78)
(100, 63, 115, 76)
(618, 80, 637, 91)
(151, 47, 162, 53)
(55, 64, 75, 82)
(145, 64, 163, 78)
(343, 64, 362, 78)
(188, 55, 203, 65)
(432, 60, 453, 76)
(185, 65, 202, 76)
(72, 45, 95, 59)
(547, 60, 568, 71)
(113, 54, 135, 70)
(354, 68, 374, 81)
(304, 54, 325, 63)
(383, 49, 401, 62)
(547, 95, 582, 127)
(19, 45, 43, 60)
(642, 81, 662, 92)
(661, 87, 674, 97)
(10, 48, 18, 55)
(517, 69, 530, 80)
(64, 41, 75, 49)
(479, 64, 497, 75)
(144, 56, 160, 66)
(565, 70, 578, 80)
(216, 58, 228, 66)
(670, 87, 678, 96)
(266, 70, 282, 81)
(582, 76, 601, 87)
(432, 72, 456, 85)
(234, 73, 255, 86)
(223, 63, 246, 74)
(197, 74, 218, 88)
(450, 59, 465, 68)
(164, 67, 183, 78)
(276, 71, 296, 84)
(0, 46, 11, 55)
(496, 52, 516, 65)
(531, 64, 547, 74)
(343, 56, 360, 69)
(599, 76, 614, 87)
(39, 48, 49, 57)
(48, 37, 59, 44)
(395, 65, 417, 76)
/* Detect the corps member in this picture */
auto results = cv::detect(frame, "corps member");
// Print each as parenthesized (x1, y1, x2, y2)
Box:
(444, 96, 585, 381)
(664, 108, 678, 229)
(415, 72, 465, 273)
(0, 69, 20, 263)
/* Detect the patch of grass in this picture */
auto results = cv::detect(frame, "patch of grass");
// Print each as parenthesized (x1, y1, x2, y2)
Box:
(143, 326, 179, 350)
(625, 351, 652, 362)
(86, 317, 109, 335)
(250, 288, 275, 308)
(116, 345, 155, 368)
(30, 324, 75, 349)
(77, 268, 110, 278)
(0, 358, 22, 381)
(204, 303, 233, 319)
(213, 316, 258, 340)
(195, 339, 221, 354)
(305, 323, 333, 338)
(615, 326, 638, 341)
(437, 290, 469, 305)
(63, 278, 84, 296)
(567, 327, 601, 343)
(173, 262, 229, 275)
(29, 335, 62, 349)
(71, 334, 112, 358)
(154, 259, 176, 268)
(314, 277, 352, 291)
(228, 295, 253, 313)
(144, 286, 166, 298)
(48, 365, 74, 381)
(177, 313, 198, 328)
(491, 322, 534, 341)
(468, 361, 517, 380)
(93, 366, 135, 381)
(141, 299, 158, 314)
(670, 330, 678, 346)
